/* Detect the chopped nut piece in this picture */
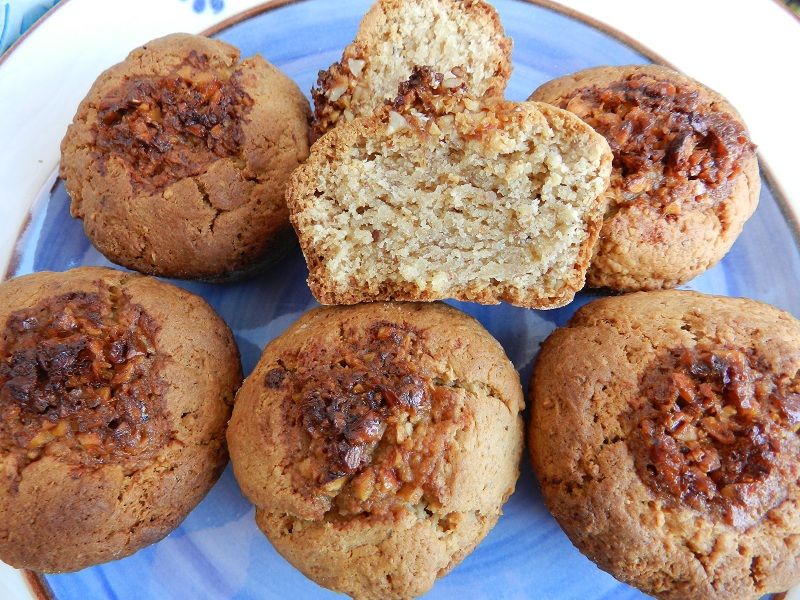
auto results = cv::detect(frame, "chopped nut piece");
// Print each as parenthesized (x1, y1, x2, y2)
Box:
(327, 84, 348, 102)
(77, 433, 101, 448)
(323, 476, 347, 493)
(386, 111, 409, 135)
(347, 58, 365, 78)
(351, 470, 375, 501)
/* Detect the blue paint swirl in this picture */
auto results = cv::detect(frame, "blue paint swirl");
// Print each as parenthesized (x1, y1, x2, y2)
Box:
(182, 0, 225, 14)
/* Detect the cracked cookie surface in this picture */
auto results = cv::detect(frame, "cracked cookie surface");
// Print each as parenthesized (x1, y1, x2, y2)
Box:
(228, 302, 524, 599)
(529, 290, 800, 600)
(60, 33, 310, 280)
(0, 267, 241, 572)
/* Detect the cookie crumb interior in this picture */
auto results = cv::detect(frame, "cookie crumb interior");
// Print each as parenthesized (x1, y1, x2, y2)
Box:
(300, 69, 610, 305)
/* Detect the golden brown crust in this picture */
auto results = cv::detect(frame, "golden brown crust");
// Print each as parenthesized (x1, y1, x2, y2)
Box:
(290, 69, 612, 309)
(228, 302, 523, 599)
(60, 33, 310, 280)
(529, 290, 800, 599)
(311, 0, 512, 138)
(530, 65, 760, 291)
(0, 267, 241, 572)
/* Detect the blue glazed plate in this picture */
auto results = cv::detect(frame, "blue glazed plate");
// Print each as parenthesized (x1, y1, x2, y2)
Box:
(4, 0, 800, 598)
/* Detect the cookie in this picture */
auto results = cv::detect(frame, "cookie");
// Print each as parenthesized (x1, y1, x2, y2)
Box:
(289, 67, 612, 309)
(228, 302, 524, 599)
(0, 267, 241, 572)
(60, 33, 310, 280)
(530, 65, 760, 291)
(311, 0, 511, 138)
(529, 290, 800, 599)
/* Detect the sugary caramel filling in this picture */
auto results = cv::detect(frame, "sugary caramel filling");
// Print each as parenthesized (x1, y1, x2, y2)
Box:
(94, 50, 253, 192)
(266, 321, 462, 517)
(0, 286, 169, 471)
(560, 74, 754, 211)
(629, 345, 800, 527)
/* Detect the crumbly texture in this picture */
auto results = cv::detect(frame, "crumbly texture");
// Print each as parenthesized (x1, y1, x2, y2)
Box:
(311, 0, 511, 138)
(529, 290, 800, 599)
(531, 65, 760, 291)
(0, 267, 241, 572)
(60, 33, 310, 280)
(289, 68, 612, 309)
(228, 302, 524, 599)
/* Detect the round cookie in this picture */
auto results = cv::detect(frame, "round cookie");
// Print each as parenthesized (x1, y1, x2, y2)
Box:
(530, 65, 760, 291)
(60, 33, 310, 280)
(529, 290, 800, 599)
(228, 302, 524, 599)
(0, 267, 241, 572)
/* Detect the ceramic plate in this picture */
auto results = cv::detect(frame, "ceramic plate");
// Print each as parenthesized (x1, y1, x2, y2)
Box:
(2, 0, 800, 598)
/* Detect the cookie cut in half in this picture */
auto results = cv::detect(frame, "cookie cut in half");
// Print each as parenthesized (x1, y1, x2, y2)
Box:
(227, 302, 524, 599)
(0, 267, 241, 572)
(530, 290, 800, 600)
(531, 64, 759, 291)
(311, 0, 512, 138)
(289, 68, 613, 309)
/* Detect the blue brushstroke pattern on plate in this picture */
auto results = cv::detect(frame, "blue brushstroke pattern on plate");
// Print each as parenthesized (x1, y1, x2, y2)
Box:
(7, 0, 797, 597)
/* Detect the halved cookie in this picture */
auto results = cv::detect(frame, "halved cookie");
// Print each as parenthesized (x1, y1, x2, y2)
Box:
(311, 0, 511, 138)
(290, 68, 612, 308)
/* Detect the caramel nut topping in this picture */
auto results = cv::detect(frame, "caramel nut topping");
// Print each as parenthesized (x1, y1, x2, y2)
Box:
(385, 66, 517, 143)
(559, 74, 755, 210)
(93, 50, 254, 192)
(629, 345, 800, 527)
(311, 49, 368, 139)
(390, 66, 465, 122)
(0, 286, 169, 471)
(267, 320, 462, 517)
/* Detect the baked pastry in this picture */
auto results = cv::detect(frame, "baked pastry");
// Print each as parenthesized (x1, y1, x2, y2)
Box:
(228, 302, 524, 599)
(0, 267, 241, 572)
(289, 67, 612, 309)
(529, 290, 800, 599)
(530, 64, 759, 291)
(311, 0, 511, 138)
(60, 33, 310, 280)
